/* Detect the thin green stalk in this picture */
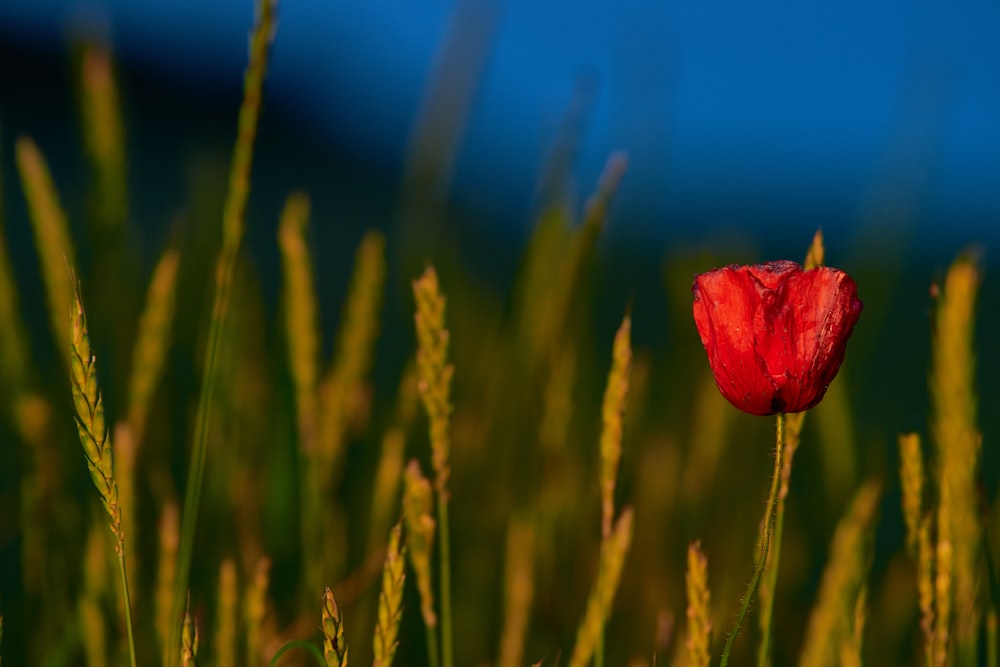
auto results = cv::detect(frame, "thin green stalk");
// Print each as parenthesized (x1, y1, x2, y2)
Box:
(438, 495, 453, 667)
(167, 1, 275, 663)
(426, 623, 441, 667)
(116, 552, 138, 667)
(757, 412, 803, 667)
(720, 412, 785, 667)
(756, 500, 785, 667)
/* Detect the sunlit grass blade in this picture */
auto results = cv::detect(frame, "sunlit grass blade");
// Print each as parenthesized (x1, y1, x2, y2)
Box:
(167, 0, 276, 662)
(568, 507, 634, 667)
(918, 518, 937, 667)
(600, 313, 631, 539)
(519, 153, 627, 365)
(15, 136, 76, 369)
(930, 253, 983, 667)
(898, 433, 925, 553)
(685, 541, 712, 667)
(317, 229, 386, 462)
(367, 365, 419, 559)
(156, 501, 180, 665)
(127, 243, 181, 446)
(79, 523, 109, 667)
(838, 585, 868, 667)
(277, 191, 319, 452)
(245, 557, 271, 667)
(304, 229, 385, 592)
(215, 559, 238, 667)
(799, 479, 882, 667)
(79, 45, 127, 232)
(898, 432, 935, 667)
(497, 516, 535, 667)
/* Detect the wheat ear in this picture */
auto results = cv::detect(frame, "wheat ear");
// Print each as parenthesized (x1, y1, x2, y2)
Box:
(931, 253, 983, 665)
(403, 460, 439, 667)
(181, 593, 199, 667)
(323, 587, 349, 667)
(70, 276, 137, 667)
(373, 521, 406, 667)
(685, 541, 712, 667)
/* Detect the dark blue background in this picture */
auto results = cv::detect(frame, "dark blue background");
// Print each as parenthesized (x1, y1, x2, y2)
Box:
(3, 0, 999, 250)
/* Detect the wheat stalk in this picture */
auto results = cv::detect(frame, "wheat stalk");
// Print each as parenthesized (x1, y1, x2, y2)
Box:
(323, 587, 349, 667)
(79, 45, 127, 231)
(600, 314, 631, 540)
(799, 480, 882, 667)
(373, 522, 406, 667)
(497, 517, 536, 667)
(412, 266, 455, 667)
(169, 0, 277, 661)
(931, 253, 983, 666)
(317, 229, 386, 463)
(156, 501, 180, 663)
(15, 137, 76, 369)
(403, 459, 439, 667)
(685, 541, 712, 667)
(127, 243, 180, 445)
(568, 507, 634, 667)
(181, 593, 199, 667)
(69, 276, 137, 667)
(277, 192, 319, 451)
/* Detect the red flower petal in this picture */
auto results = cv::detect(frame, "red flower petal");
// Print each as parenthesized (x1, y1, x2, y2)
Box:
(692, 260, 862, 416)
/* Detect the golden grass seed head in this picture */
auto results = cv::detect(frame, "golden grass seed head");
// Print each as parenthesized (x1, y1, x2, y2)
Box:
(685, 541, 712, 667)
(403, 460, 437, 628)
(374, 522, 406, 667)
(600, 313, 631, 539)
(322, 587, 348, 667)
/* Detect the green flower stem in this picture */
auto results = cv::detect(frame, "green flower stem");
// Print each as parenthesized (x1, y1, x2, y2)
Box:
(438, 494, 453, 667)
(755, 494, 786, 667)
(720, 412, 785, 667)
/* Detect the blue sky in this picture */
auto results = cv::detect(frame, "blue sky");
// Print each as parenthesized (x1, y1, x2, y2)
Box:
(3, 0, 999, 246)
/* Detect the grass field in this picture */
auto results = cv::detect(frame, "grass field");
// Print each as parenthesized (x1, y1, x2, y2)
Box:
(0, 3, 998, 666)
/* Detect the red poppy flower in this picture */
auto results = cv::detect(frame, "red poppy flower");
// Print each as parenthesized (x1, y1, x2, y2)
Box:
(692, 260, 862, 416)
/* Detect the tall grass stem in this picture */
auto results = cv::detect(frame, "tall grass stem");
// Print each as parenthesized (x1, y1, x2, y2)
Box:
(438, 496, 453, 667)
(167, 0, 275, 663)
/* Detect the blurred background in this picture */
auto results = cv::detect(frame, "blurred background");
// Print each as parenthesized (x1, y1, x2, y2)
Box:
(4, 0, 1000, 250)
(1, 0, 999, 664)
